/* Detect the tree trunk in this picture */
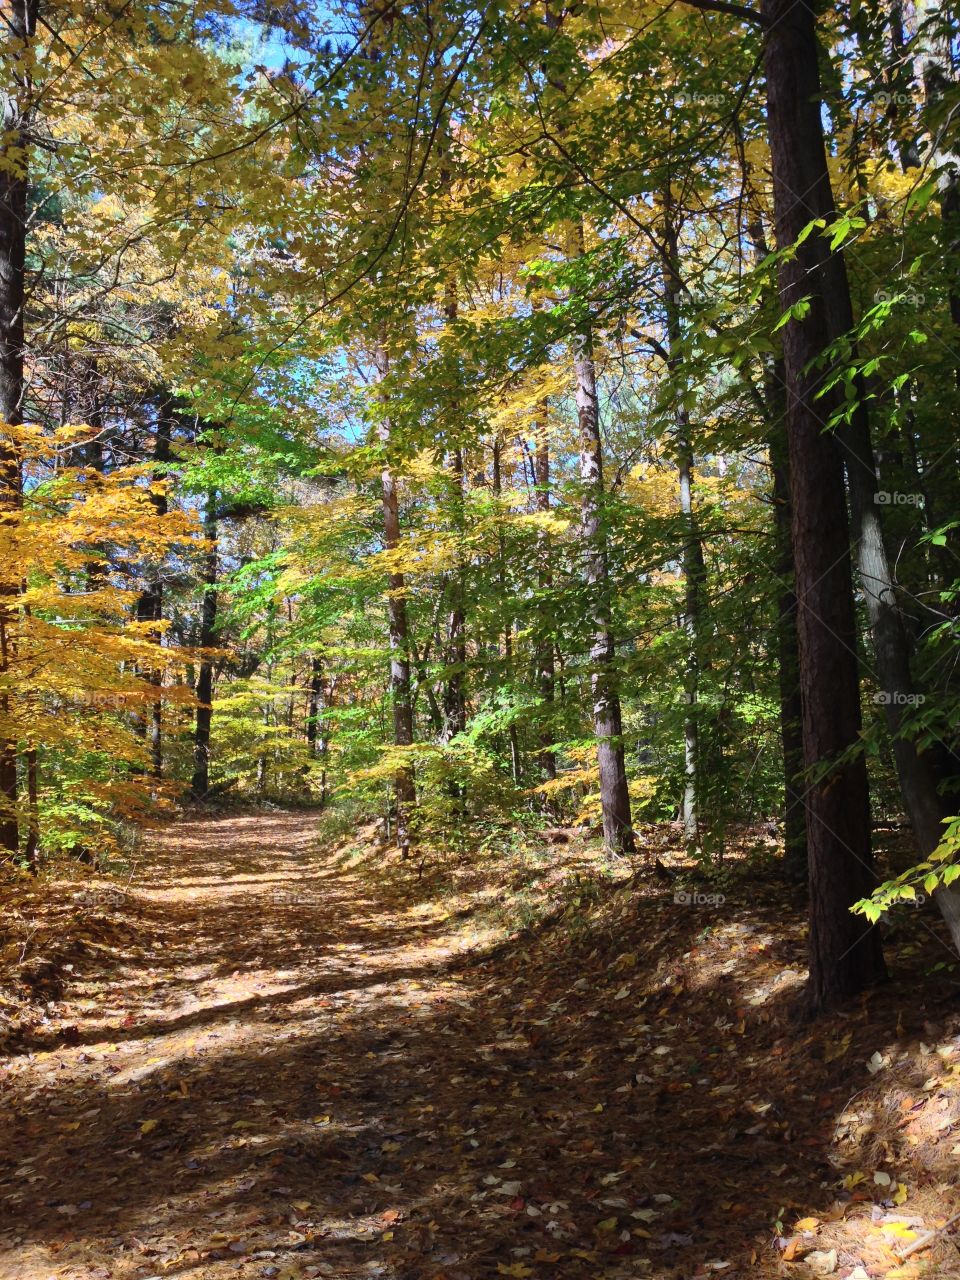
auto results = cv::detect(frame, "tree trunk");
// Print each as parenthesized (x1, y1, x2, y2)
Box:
(190, 495, 218, 799)
(762, 0, 886, 1010)
(917, 0, 960, 332)
(375, 344, 415, 856)
(442, 277, 467, 748)
(533, 402, 558, 788)
(492, 436, 521, 785)
(572, 222, 635, 855)
(769, 407, 808, 880)
(743, 205, 808, 880)
(768, 0, 960, 954)
(133, 404, 172, 773)
(306, 655, 329, 806)
(660, 210, 706, 852)
(443, 442, 467, 744)
(23, 744, 38, 872)
(677, 451, 701, 850)
(0, 0, 37, 856)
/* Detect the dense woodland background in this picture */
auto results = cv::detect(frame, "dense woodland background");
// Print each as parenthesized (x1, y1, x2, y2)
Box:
(1, 0, 960, 1014)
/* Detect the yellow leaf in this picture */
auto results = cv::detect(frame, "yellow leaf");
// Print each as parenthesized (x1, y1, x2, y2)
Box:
(362, 1172, 380, 1183)
(596, 1217, 618, 1233)
(883, 1223, 918, 1240)
(292, 1200, 311, 1211)
(497, 1265, 533, 1277)
(795, 1217, 820, 1231)
(140, 1119, 159, 1135)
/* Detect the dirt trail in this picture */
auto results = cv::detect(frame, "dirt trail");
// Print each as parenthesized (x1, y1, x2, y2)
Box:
(0, 812, 481, 1279)
(2, 812, 959, 1280)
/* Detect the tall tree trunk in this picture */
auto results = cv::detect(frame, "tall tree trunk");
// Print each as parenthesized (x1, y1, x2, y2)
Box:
(917, 0, 960, 333)
(136, 400, 172, 778)
(375, 344, 415, 856)
(191, 494, 218, 799)
(533, 402, 558, 788)
(572, 222, 635, 855)
(660, 208, 706, 852)
(769, 408, 808, 881)
(762, 0, 886, 1010)
(0, 0, 37, 855)
(23, 744, 38, 871)
(442, 280, 467, 747)
(492, 436, 521, 785)
(677, 450, 703, 851)
(745, 208, 808, 880)
(767, 0, 960, 955)
(443, 442, 467, 743)
(306, 654, 329, 807)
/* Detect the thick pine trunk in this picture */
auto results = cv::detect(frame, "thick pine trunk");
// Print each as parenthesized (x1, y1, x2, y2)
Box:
(769, 410, 808, 880)
(767, 0, 960, 954)
(762, 0, 886, 1010)
(744, 209, 808, 879)
(191, 496, 218, 799)
(572, 224, 635, 855)
(375, 345, 415, 856)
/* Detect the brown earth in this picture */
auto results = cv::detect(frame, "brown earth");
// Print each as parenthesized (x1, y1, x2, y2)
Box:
(1, 811, 959, 1280)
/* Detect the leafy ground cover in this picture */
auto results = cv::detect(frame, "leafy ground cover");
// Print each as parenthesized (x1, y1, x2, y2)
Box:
(0, 812, 958, 1279)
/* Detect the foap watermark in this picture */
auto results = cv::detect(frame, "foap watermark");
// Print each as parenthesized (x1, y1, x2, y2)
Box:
(73, 691, 132, 710)
(874, 490, 924, 508)
(675, 90, 728, 108)
(870, 90, 915, 110)
(874, 690, 926, 707)
(270, 888, 321, 906)
(674, 890, 725, 907)
(73, 887, 128, 908)
(875, 287, 926, 308)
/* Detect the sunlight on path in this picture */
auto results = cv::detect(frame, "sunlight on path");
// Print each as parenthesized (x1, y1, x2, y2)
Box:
(0, 812, 473, 1280)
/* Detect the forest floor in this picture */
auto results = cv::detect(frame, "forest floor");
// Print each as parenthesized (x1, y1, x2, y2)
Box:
(1, 812, 960, 1280)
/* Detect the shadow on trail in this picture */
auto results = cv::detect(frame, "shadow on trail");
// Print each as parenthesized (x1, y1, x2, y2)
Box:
(0, 811, 958, 1279)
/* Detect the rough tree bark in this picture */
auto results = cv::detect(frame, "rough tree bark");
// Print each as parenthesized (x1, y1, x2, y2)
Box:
(745, 207, 808, 880)
(190, 495, 219, 799)
(768, 406, 808, 881)
(0, 0, 39, 854)
(492, 436, 521, 785)
(533, 402, 558, 788)
(306, 655, 330, 807)
(762, 0, 960, 954)
(442, 280, 467, 749)
(661, 206, 706, 853)
(572, 222, 635, 855)
(762, 0, 887, 1009)
(375, 344, 415, 856)
(135, 399, 172, 778)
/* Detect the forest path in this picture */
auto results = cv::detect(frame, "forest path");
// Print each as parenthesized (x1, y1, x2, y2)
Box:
(1, 811, 957, 1280)
(0, 811, 487, 1280)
